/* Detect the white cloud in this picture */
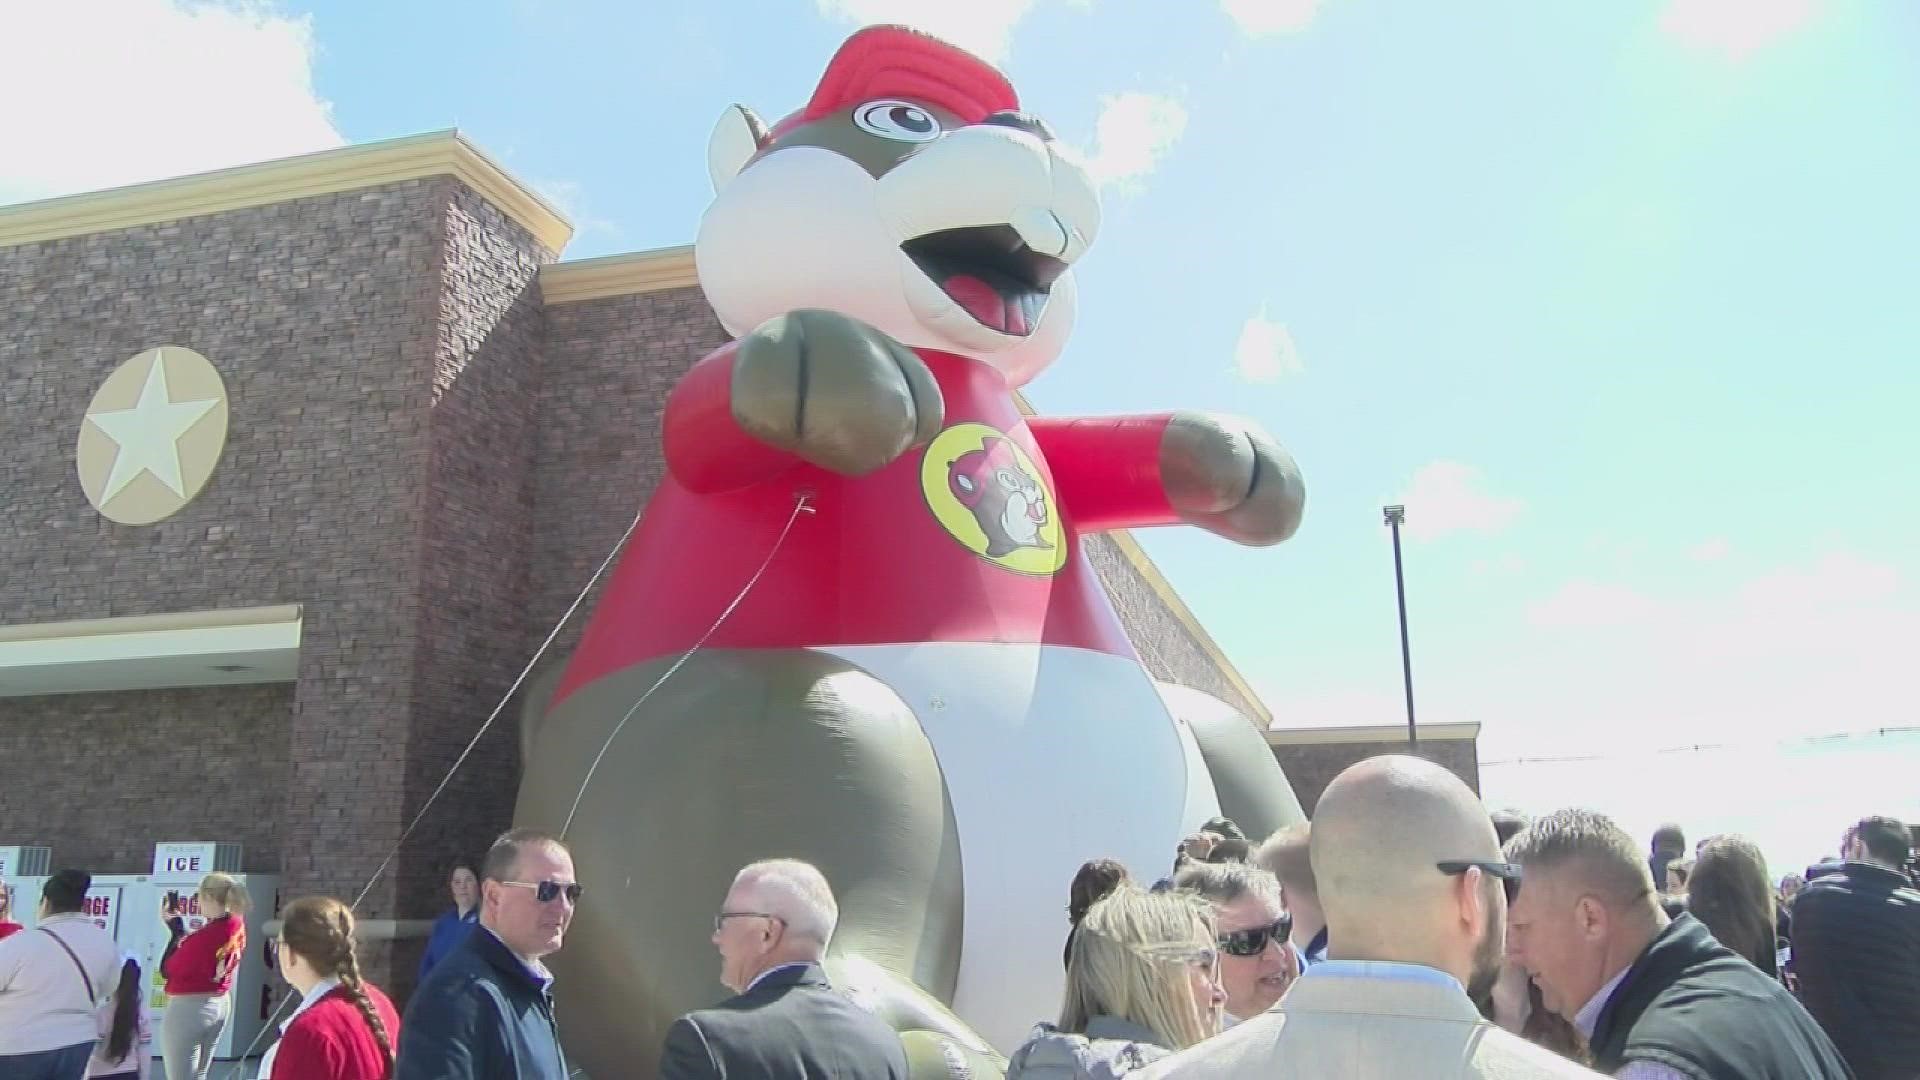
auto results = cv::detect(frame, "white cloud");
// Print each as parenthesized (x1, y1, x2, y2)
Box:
(1393, 461, 1524, 542)
(1255, 684, 1453, 733)
(1076, 92, 1189, 189)
(1485, 550, 1915, 757)
(0, 0, 342, 206)
(1527, 579, 1666, 629)
(813, 0, 1039, 64)
(1221, 0, 1326, 36)
(1232, 309, 1304, 382)
(1658, 0, 1821, 61)
(1268, 548, 1918, 874)
(1470, 553, 1530, 579)
(527, 178, 618, 243)
(1687, 537, 1732, 562)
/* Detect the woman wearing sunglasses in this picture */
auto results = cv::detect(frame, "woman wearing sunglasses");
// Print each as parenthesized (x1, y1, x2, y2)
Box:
(1006, 885, 1227, 1078)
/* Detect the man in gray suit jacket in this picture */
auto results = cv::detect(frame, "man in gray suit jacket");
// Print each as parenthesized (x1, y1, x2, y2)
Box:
(660, 859, 907, 1080)
(1139, 756, 1601, 1078)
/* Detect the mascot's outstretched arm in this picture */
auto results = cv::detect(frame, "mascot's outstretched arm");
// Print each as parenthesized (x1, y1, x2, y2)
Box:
(664, 311, 946, 493)
(1031, 413, 1306, 544)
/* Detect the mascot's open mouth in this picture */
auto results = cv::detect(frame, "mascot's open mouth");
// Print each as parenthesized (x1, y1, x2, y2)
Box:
(902, 225, 1067, 337)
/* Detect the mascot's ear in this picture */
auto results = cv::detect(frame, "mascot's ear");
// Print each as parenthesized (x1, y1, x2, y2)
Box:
(708, 104, 770, 192)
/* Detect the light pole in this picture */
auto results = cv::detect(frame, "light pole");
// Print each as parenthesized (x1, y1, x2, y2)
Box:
(1382, 505, 1416, 751)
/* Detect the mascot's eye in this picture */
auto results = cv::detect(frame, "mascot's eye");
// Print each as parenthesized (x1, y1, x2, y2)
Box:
(996, 470, 1022, 488)
(853, 100, 942, 143)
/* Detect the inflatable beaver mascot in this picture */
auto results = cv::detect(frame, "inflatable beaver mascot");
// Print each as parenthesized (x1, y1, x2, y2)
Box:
(512, 24, 1310, 1077)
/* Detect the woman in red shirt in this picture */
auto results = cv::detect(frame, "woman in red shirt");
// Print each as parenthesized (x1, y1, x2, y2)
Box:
(0, 880, 22, 939)
(259, 896, 399, 1080)
(158, 873, 249, 1080)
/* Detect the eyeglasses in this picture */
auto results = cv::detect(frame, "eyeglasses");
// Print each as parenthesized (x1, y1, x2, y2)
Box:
(714, 910, 785, 934)
(1218, 917, 1291, 957)
(500, 880, 583, 904)
(1438, 860, 1523, 901)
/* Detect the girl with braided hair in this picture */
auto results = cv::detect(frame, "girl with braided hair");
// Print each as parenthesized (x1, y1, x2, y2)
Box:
(258, 896, 401, 1080)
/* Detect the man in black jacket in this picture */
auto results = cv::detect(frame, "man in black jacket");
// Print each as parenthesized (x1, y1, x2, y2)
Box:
(659, 858, 906, 1079)
(1792, 815, 1920, 1080)
(1508, 810, 1849, 1080)
(397, 829, 579, 1079)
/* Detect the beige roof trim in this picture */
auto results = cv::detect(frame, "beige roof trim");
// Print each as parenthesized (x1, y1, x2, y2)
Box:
(540, 246, 700, 304)
(1011, 392, 1272, 726)
(0, 604, 303, 643)
(1265, 721, 1481, 747)
(0, 131, 572, 253)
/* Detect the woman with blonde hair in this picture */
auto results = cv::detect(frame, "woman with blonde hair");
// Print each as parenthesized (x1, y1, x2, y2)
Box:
(1007, 884, 1225, 1078)
(1686, 835, 1778, 976)
(158, 873, 250, 1079)
(258, 896, 400, 1080)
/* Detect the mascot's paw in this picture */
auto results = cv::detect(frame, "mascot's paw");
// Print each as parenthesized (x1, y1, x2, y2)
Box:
(1159, 412, 1306, 546)
(732, 308, 946, 475)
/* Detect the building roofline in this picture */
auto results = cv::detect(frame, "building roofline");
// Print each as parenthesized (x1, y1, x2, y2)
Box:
(0, 130, 572, 253)
(1265, 721, 1481, 747)
(539, 246, 699, 303)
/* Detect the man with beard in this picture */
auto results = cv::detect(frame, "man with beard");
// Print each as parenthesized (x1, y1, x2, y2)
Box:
(1138, 756, 1598, 1077)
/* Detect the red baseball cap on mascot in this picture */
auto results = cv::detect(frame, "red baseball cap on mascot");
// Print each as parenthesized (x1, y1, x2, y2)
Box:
(767, 25, 1020, 140)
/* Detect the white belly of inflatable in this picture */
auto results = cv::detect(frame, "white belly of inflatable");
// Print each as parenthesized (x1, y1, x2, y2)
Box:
(821, 642, 1222, 1055)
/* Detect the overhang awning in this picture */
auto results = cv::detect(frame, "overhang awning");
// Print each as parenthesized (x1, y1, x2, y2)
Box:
(0, 604, 301, 698)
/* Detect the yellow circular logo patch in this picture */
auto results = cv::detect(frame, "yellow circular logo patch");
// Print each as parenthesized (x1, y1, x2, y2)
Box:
(75, 346, 230, 526)
(920, 423, 1066, 575)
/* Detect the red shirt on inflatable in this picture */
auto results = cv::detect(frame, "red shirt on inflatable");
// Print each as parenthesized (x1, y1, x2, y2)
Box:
(556, 347, 1147, 703)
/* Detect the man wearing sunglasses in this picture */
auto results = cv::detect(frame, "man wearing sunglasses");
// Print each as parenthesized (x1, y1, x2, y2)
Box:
(397, 829, 580, 1079)
(1171, 861, 1298, 1026)
(1140, 756, 1600, 1078)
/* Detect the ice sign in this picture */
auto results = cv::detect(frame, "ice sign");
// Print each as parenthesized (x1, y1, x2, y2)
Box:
(152, 842, 221, 876)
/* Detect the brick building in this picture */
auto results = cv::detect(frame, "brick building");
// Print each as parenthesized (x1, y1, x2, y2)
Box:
(0, 131, 1291, 994)
(1266, 722, 1483, 814)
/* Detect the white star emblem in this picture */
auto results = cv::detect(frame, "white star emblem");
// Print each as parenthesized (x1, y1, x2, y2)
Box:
(85, 349, 221, 501)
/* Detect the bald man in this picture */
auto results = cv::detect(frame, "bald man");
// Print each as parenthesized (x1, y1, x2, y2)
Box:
(1137, 756, 1599, 1078)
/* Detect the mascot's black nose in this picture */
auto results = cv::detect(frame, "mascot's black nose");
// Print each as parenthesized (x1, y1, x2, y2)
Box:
(981, 110, 1056, 142)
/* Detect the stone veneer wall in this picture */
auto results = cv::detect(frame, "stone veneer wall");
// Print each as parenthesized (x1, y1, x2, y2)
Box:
(394, 183, 553, 963)
(1275, 738, 1481, 815)
(0, 178, 471, 989)
(0, 684, 293, 871)
(527, 286, 725, 654)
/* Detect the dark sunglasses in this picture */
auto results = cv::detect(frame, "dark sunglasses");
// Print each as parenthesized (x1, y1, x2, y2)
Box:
(501, 879, 583, 904)
(1438, 860, 1522, 901)
(1218, 916, 1292, 957)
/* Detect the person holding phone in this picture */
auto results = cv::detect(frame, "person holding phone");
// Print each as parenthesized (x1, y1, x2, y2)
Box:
(0, 881, 22, 940)
(158, 873, 249, 1080)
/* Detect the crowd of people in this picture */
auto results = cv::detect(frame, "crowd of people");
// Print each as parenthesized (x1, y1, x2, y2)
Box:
(2, 755, 1917, 1079)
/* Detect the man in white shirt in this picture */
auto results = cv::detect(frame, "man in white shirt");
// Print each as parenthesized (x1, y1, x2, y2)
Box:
(1139, 756, 1600, 1078)
(0, 869, 121, 1079)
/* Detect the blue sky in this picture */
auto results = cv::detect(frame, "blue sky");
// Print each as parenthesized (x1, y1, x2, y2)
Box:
(5, 0, 1916, 871)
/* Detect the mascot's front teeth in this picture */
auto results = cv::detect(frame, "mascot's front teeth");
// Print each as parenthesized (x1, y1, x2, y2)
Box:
(1010, 208, 1069, 258)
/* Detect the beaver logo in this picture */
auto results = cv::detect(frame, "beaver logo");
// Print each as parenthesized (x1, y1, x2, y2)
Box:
(920, 423, 1066, 575)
